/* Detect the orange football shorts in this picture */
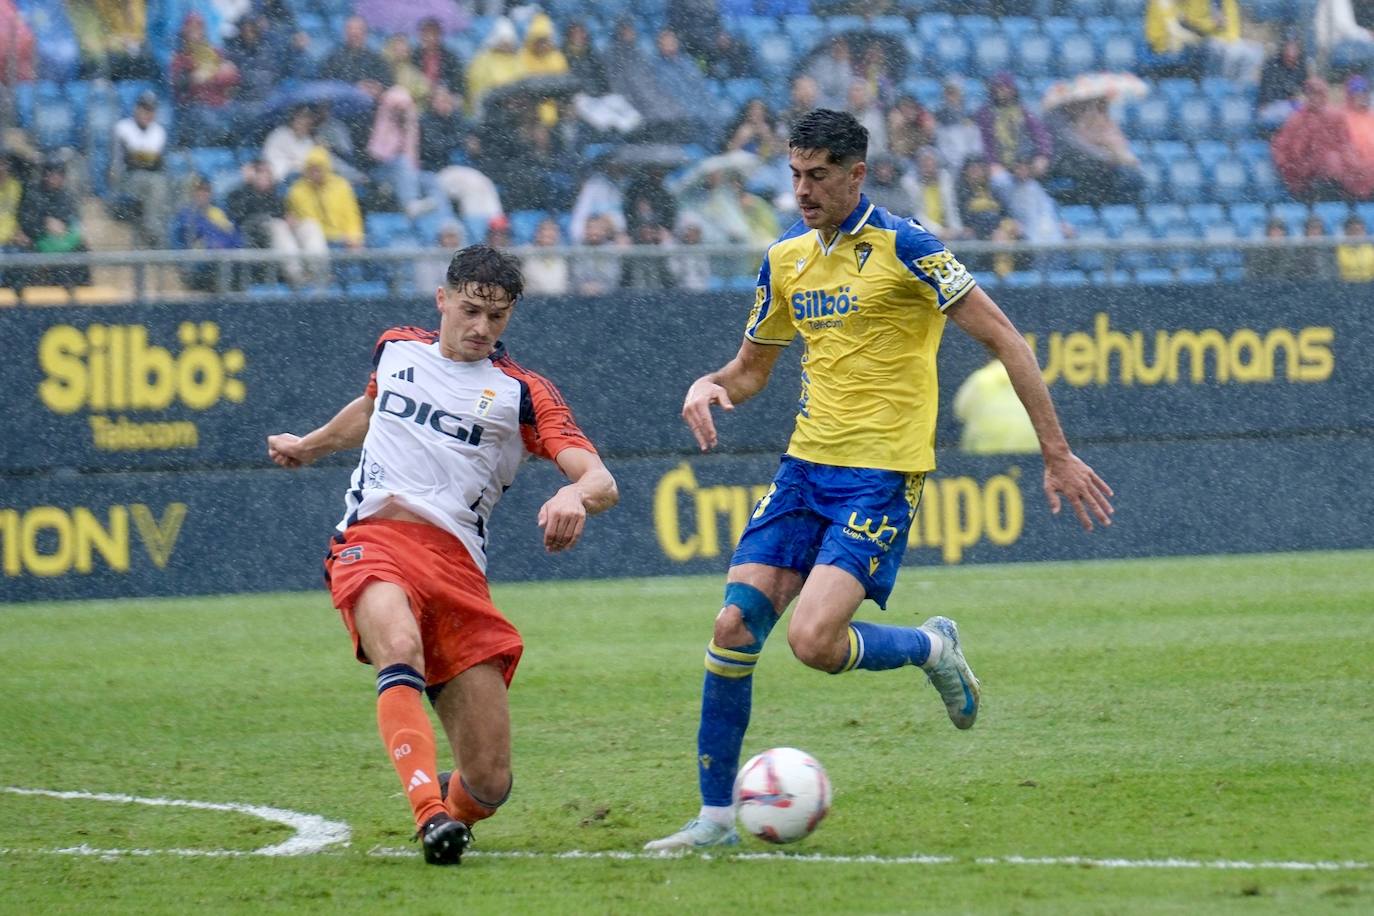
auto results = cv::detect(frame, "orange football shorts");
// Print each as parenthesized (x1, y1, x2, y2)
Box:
(325, 518, 523, 687)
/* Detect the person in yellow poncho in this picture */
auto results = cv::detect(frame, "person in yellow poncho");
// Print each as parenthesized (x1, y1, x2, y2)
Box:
(466, 17, 528, 117)
(953, 359, 1039, 455)
(285, 147, 364, 249)
(1144, 0, 1263, 81)
(67, 0, 160, 80)
(520, 13, 569, 126)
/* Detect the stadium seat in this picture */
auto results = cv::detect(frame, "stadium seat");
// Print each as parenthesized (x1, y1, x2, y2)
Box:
(1015, 33, 1054, 78)
(1056, 34, 1097, 76)
(755, 34, 794, 78)
(929, 31, 971, 75)
(1155, 78, 1198, 108)
(33, 99, 75, 150)
(902, 77, 943, 111)
(724, 77, 766, 108)
(1128, 98, 1172, 140)
(1202, 221, 1244, 270)
(1144, 203, 1187, 234)
(1185, 203, 1226, 227)
(1208, 159, 1249, 203)
(1073, 223, 1109, 271)
(1215, 96, 1254, 140)
(1228, 202, 1268, 237)
(346, 280, 389, 297)
(1001, 270, 1044, 288)
(1176, 96, 1213, 141)
(1313, 201, 1354, 233)
(1101, 34, 1138, 71)
(1066, 0, 1106, 14)
(973, 33, 1013, 77)
(916, 13, 956, 45)
(1133, 267, 1176, 285)
(866, 16, 911, 37)
(189, 147, 237, 177)
(1100, 204, 1143, 236)
(999, 17, 1039, 42)
(365, 212, 411, 247)
(1269, 201, 1310, 233)
(1060, 204, 1100, 230)
(782, 15, 824, 50)
(1111, 0, 1147, 15)
(1176, 266, 1218, 284)
(1248, 156, 1283, 203)
(1165, 158, 1205, 202)
(1041, 17, 1079, 41)
(510, 210, 547, 246)
(1357, 202, 1374, 231)
(1138, 156, 1164, 198)
(1192, 140, 1230, 169)
(1116, 223, 1157, 270)
(1046, 268, 1090, 287)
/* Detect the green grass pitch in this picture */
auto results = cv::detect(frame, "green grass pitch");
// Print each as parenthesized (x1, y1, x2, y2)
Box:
(2, 550, 1371, 914)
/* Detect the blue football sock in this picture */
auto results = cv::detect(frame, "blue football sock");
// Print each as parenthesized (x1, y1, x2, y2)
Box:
(696, 583, 777, 808)
(834, 620, 932, 673)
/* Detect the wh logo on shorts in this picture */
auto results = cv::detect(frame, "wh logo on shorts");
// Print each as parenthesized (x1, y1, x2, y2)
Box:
(338, 545, 364, 564)
(391, 367, 416, 382)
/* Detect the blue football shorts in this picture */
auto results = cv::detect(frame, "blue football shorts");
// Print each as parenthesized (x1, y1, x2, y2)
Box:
(730, 455, 926, 608)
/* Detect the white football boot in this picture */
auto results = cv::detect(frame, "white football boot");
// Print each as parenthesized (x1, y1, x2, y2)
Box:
(921, 615, 981, 730)
(643, 817, 740, 853)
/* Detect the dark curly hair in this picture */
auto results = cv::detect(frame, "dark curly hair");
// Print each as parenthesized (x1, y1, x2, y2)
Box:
(445, 244, 525, 302)
(788, 108, 869, 165)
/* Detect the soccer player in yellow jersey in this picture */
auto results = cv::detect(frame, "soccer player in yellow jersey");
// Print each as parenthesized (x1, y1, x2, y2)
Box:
(646, 110, 1115, 852)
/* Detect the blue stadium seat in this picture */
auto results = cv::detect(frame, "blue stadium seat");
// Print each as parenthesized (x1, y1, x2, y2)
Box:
(1129, 98, 1172, 140)
(1202, 222, 1244, 269)
(1166, 158, 1204, 202)
(1269, 201, 1310, 233)
(1100, 203, 1143, 236)
(1192, 140, 1230, 169)
(1041, 17, 1079, 41)
(365, 212, 411, 247)
(1002, 270, 1044, 288)
(1215, 96, 1254, 140)
(1111, 0, 1146, 14)
(1176, 266, 1218, 284)
(1314, 201, 1354, 234)
(916, 13, 956, 45)
(929, 31, 972, 75)
(1138, 156, 1164, 198)
(1248, 156, 1283, 203)
(999, 17, 1039, 42)
(347, 280, 389, 297)
(755, 34, 794, 77)
(1101, 34, 1138, 71)
(1357, 202, 1374, 231)
(1159, 220, 1201, 269)
(1246, 0, 1298, 22)
(1015, 33, 1054, 78)
(782, 15, 824, 50)
(1056, 34, 1097, 76)
(1083, 17, 1122, 44)
(1133, 267, 1176, 285)
(973, 33, 1013, 77)
(724, 77, 766, 108)
(1228, 202, 1268, 237)
(1047, 268, 1090, 287)
(1060, 204, 1100, 230)
(1144, 203, 1187, 233)
(867, 16, 912, 37)
(1186, 203, 1226, 227)
(1117, 223, 1157, 270)
(1208, 159, 1249, 203)
(1176, 96, 1213, 141)
(33, 99, 75, 150)
(825, 15, 868, 33)
(1155, 78, 1198, 108)
(1066, 0, 1106, 14)
(510, 210, 547, 246)
(1073, 224, 1109, 272)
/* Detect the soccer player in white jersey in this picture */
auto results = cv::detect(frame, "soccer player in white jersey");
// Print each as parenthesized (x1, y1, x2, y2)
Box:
(646, 110, 1114, 852)
(267, 246, 618, 865)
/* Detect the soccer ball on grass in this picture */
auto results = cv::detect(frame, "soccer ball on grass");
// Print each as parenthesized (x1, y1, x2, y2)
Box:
(732, 746, 832, 844)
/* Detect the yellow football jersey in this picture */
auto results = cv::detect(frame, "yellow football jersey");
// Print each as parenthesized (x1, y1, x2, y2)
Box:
(745, 195, 976, 473)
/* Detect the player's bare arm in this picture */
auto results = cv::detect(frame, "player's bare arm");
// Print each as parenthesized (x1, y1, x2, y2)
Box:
(947, 287, 1115, 531)
(537, 447, 619, 553)
(683, 339, 785, 451)
(266, 395, 375, 469)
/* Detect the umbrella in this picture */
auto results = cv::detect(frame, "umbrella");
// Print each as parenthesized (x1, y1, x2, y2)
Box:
(1041, 72, 1149, 111)
(481, 74, 583, 111)
(354, 0, 469, 35)
(797, 31, 909, 79)
(252, 80, 376, 138)
(666, 150, 760, 193)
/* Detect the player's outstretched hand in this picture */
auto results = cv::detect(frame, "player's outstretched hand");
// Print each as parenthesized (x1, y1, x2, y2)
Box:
(267, 433, 313, 469)
(682, 377, 734, 452)
(538, 485, 588, 553)
(1044, 452, 1115, 531)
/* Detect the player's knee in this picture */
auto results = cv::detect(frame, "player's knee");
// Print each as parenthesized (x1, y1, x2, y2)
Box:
(369, 629, 424, 671)
(713, 582, 779, 652)
(787, 620, 846, 672)
(463, 757, 512, 806)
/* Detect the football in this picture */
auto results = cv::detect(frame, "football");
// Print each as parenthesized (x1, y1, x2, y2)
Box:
(732, 747, 832, 844)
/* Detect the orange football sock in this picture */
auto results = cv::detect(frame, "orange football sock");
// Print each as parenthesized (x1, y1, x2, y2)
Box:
(376, 664, 446, 828)
(445, 774, 509, 825)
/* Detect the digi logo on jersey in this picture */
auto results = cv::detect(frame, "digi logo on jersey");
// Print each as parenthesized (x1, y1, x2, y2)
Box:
(377, 390, 486, 445)
(791, 287, 861, 327)
(37, 321, 246, 452)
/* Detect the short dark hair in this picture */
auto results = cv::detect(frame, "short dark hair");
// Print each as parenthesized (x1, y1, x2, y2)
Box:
(446, 244, 524, 301)
(788, 108, 868, 165)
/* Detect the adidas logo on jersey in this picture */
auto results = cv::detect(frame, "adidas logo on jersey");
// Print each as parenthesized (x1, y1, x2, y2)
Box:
(391, 367, 416, 382)
(407, 769, 433, 792)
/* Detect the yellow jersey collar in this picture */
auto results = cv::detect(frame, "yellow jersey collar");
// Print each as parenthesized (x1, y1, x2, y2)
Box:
(817, 195, 874, 255)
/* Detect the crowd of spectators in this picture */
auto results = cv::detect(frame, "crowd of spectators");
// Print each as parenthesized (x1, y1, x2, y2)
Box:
(1, 0, 1373, 295)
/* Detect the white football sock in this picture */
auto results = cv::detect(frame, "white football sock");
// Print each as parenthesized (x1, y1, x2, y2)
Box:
(920, 629, 945, 671)
(699, 804, 734, 827)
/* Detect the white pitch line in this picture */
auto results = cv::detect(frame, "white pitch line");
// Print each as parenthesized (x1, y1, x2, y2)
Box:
(2, 786, 350, 857)
(367, 846, 1369, 871)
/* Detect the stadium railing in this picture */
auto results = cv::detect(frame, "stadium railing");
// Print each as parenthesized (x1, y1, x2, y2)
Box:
(0, 237, 1357, 303)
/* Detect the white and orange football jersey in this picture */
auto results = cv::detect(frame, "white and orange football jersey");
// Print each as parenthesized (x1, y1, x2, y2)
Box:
(337, 326, 595, 571)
